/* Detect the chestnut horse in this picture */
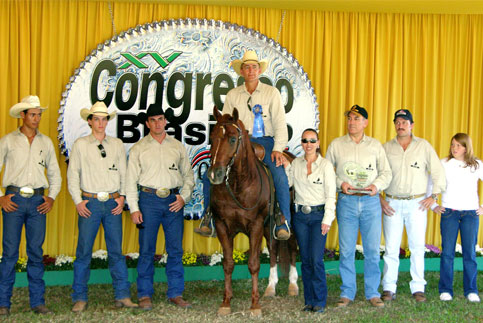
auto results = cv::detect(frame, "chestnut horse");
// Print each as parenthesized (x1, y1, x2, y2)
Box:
(207, 107, 297, 316)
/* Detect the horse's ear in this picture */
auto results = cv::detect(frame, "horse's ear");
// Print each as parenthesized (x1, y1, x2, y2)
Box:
(213, 106, 222, 120)
(232, 108, 239, 122)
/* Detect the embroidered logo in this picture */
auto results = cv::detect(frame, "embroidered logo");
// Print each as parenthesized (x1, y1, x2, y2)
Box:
(410, 161, 420, 169)
(366, 164, 374, 171)
(169, 163, 178, 170)
(312, 177, 323, 185)
(109, 164, 118, 171)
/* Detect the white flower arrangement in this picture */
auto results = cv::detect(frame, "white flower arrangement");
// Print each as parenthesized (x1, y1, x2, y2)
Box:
(209, 251, 223, 266)
(158, 253, 168, 265)
(262, 247, 270, 257)
(455, 243, 462, 254)
(92, 249, 108, 260)
(55, 254, 74, 267)
(125, 252, 139, 260)
(355, 244, 364, 253)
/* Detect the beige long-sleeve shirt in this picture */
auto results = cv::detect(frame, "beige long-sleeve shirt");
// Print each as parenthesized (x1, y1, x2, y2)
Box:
(326, 134, 392, 192)
(0, 128, 61, 199)
(222, 81, 288, 152)
(285, 154, 337, 226)
(67, 134, 126, 205)
(383, 135, 446, 196)
(126, 133, 194, 213)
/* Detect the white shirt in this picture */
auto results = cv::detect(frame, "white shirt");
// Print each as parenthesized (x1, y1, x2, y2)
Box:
(0, 128, 61, 199)
(383, 135, 446, 196)
(285, 154, 337, 226)
(222, 81, 288, 152)
(67, 134, 126, 205)
(440, 158, 483, 210)
(126, 133, 194, 213)
(325, 134, 392, 192)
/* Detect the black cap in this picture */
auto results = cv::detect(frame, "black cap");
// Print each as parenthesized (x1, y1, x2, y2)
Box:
(139, 104, 164, 123)
(345, 104, 368, 119)
(393, 109, 413, 123)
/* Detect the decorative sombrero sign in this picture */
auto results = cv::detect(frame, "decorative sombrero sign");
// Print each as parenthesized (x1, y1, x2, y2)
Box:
(58, 18, 319, 219)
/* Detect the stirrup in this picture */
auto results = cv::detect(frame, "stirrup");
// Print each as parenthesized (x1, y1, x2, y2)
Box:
(273, 220, 291, 240)
(194, 217, 216, 237)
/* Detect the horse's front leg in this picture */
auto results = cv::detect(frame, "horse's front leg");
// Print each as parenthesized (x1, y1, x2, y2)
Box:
(263, 236, 278, 297)
(217, 223, 234, 316)
(288, 236, 299, 296)
(248, 223, 264, 316)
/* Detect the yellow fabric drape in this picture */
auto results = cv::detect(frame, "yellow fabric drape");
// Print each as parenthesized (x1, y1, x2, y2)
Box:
(1, 1, 482, 258)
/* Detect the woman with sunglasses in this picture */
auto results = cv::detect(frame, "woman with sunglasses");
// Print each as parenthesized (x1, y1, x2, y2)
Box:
(431, 133, 482, 303)
(282, 128, 336, 313)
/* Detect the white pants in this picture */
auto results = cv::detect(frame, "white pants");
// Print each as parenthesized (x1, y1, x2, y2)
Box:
(382, 197, 427, 294)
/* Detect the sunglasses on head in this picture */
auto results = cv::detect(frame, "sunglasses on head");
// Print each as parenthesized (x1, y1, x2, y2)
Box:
(301, 138, 317, 144)
(97, 144, 106, 158)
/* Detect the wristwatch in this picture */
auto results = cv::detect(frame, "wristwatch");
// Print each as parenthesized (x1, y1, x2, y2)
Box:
(430, 194, 438, 201)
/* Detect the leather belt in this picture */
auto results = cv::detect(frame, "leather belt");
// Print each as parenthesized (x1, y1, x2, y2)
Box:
(82, 191, 120, 202)
(6, 186, 44, 198)
(351, 193, 367, 197)
(295, 204, 325, 214)
(139, 186, 179, 198)
(386, 193, 425, 200)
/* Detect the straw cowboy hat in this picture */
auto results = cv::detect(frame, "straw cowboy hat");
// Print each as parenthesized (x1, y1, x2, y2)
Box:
(9, 95, 47, 118)
(80, 101, 116, 121)
(230, 50, 268, 76)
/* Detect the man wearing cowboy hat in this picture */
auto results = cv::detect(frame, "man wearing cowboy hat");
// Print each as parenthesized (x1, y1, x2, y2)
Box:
(0, 95, 61, 316)
(197, 50, 292, 240)
(67, 101, 137, 312)
(126, 104, 194, 310)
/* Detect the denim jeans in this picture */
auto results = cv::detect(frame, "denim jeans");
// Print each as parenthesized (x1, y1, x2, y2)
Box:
(72, 197, 130, 302)
(0, 191, 46, 309)
(292, 207, 328, 308)
(137, 191, 184, 299)
(202, 136, 291, 224)
(439, 208, 479, 297)
(336, 193, 382, 300)
(382, 197, 427, 294)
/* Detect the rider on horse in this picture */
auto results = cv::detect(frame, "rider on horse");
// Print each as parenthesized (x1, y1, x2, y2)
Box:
(195, 50, 292, 240)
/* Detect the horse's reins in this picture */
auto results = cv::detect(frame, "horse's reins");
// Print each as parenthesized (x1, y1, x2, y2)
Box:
(212, 121, 264, 211)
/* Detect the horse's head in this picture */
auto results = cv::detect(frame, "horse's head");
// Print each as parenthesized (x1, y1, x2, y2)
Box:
(207, 106, 247, 185)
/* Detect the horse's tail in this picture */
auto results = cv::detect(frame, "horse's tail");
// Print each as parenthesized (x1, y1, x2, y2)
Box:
(276, 240, 291, 277)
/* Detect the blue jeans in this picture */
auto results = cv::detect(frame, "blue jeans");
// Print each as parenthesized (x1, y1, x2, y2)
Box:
(292, 207, 328, 308)
(0, 191, 46, 309)
(336, 193, 382, 300)
(72, 197, 130, 302)
(439, 208, 479, 297)
(137, 191, 184, 299)
(202, 136, 291, 224)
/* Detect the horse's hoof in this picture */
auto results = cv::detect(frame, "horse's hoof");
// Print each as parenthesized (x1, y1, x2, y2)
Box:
(263, 286, 276, 297)
(288, 283, 299, 296)
(217, 307, 231, 316)
(250, 308, 262, 316)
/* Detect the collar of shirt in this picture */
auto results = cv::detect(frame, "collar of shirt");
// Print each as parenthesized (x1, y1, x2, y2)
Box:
(242, 81, 262, 96)
(87, 133, 111, 144)
(343, 133, 368, 144)
(15, 127, 40, 138)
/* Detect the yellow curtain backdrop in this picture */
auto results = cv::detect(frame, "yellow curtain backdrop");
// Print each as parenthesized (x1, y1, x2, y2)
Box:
(1, 0, 482, 258)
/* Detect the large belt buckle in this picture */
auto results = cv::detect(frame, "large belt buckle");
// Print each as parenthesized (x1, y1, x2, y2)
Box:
(301, 205, 312, 214)
(156, 188, 170, 198)
(19, 186, 34, 198)
(97, 192, 109, 202)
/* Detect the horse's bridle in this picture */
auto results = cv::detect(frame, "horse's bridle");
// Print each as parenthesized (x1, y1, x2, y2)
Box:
(211, 121, 264, 211)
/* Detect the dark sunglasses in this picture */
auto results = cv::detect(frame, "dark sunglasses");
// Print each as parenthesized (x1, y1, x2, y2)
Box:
(301, 138, 317, 144)
(97, 144, 106, 158)
(136, 223, 144, 230)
